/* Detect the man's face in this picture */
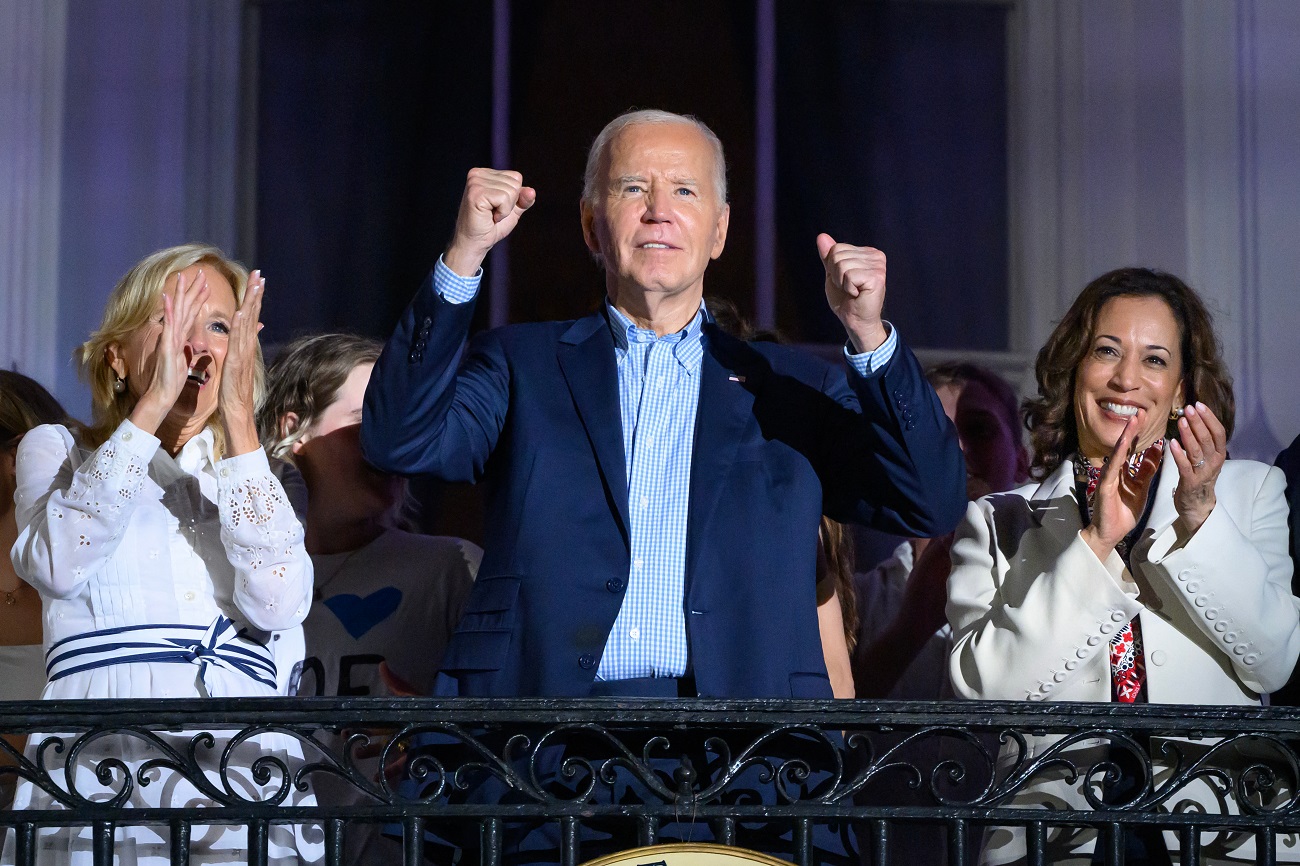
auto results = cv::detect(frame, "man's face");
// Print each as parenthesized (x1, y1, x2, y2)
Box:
(582, 122, 730, 304)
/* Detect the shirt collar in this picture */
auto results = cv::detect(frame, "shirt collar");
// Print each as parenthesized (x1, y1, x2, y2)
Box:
(175, 426, 217, 477)
(605, 299, 709, 374)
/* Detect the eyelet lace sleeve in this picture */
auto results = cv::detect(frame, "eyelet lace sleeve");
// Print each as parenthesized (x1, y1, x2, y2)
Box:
(216, 448, 313, 631)
(11, 421, 158, 598)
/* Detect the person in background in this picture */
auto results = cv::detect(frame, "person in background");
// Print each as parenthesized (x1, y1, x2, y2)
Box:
(258, 333, 479, 700)
(4, 244, 319, 865)
(852, 362, 1028, 700)
(948, 267, 1300, 865)
(258, 333, 479, 866)
(818, 516, 859, 698)
(0, 371, 79, 808)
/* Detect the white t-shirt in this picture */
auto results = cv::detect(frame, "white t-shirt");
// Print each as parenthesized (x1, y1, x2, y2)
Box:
(296, 528, 480, 698)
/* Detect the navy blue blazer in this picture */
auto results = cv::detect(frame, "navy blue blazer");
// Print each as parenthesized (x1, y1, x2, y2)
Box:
(361, 272, 967, 698)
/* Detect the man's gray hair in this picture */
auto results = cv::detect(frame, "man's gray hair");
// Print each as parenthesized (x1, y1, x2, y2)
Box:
(581, 109, 729, 208)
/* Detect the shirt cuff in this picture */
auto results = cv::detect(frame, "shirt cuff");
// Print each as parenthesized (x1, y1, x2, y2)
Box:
(215, 444, 273, 482)
(844, 322, 898, 378)
(434, 255, 482, 305)
(112, 418, 162, 462)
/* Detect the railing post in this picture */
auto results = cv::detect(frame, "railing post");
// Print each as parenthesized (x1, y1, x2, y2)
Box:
(1180, 826, 1201, 866)
(1102, 822, 1123, 866)
(480, 816, 502, 866)
(1256, 827, 1274, 866)
(947, 818, 968, 866)
(559, 816, 579, 866)
(1026, 821, 1046, 866)
(14, 822, 35, 866)
(323, 817, 344, 866)
(402, 816, 424, 866)
(169, 818, 190, 866)
(637, 815, 659, 847)
(92, 820, 113, 866)
(713, 816, 736, 846)
(871, 819, 890, 866)
(793, 817, 812, 866)
(247, 819, 268, 866)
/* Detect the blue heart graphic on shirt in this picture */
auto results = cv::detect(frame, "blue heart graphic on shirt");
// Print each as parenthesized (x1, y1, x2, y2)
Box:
(323, 587, 403, 639)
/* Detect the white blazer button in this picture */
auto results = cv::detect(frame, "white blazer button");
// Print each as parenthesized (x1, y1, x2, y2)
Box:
(1100, 623, 1114, 634)
(1176, 570, 1190, 582)
(1224, 632, 1237, 643)
(1205, 609, 1218, 620)
(1193, 595, 1208, 607)
(1186, 582, 1200, 593)
(1233, 645, 1247, 655)
(1076, 648, 1088, 659)
(1041, 682, 1053, 692)
(1053, 672, 1066, 683)
(1245, 654, 1259, 665)
(1086, 636, 1100, 646)
(1214, 622, 1228, 633)
(1110, 611, 1125, 622)
(1150, 650, 1167, 666)
(1065, 660, 1078, 671)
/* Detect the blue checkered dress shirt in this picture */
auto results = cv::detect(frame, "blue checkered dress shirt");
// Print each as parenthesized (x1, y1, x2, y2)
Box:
(431, 256, 898, 680)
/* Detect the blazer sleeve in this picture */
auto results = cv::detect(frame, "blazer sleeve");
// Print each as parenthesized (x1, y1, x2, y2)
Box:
(946, 497, 1144, 701)
(361, 271, 510, 481)
(1139, 463, 1300, 694)
(824, 338, 967, 538)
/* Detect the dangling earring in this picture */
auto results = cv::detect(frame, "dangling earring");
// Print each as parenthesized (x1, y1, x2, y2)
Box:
(113, 376, 126, 394)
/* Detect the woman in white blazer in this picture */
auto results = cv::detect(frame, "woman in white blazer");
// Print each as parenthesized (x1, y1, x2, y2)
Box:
(947, 267, 1300, 865)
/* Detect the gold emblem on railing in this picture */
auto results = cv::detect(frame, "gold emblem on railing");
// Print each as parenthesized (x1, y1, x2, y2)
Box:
(581, 842, 792, 866)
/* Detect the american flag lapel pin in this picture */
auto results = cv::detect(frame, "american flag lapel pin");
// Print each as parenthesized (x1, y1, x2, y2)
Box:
(728, 374, 746, 383)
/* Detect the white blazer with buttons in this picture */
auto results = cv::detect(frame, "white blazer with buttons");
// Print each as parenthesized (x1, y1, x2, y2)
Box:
(947, 450, 1300, 865)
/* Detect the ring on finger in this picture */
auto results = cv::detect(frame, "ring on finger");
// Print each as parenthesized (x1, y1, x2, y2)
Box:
(1192, 458, 1206, 469)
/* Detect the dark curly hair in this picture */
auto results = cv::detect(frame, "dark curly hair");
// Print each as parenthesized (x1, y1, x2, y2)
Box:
(1024, 267, 1235, 479)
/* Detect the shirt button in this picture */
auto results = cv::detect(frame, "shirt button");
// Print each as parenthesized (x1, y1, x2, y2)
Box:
(639, 496, 649, 509)
(633, 558, 643, 571)
(220, 468, 230, 478)
(578, 653, 596, 670)
(122, 431, 133, 441)
(645, 435, 655, 447)
(606, 578, 625, 593)
(184, 591, 196, 601)
(629, 627, 640, 641)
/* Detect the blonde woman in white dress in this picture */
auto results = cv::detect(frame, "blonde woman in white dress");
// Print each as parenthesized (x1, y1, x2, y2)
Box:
(3, 245, 320, 865)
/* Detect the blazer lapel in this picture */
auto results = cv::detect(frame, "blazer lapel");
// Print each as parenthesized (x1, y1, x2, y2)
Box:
(1028, 462, 1080, 529)
(557, 312, 630, 540)
(1144, 443, 1181, 538)
(685, 332, 756, 582)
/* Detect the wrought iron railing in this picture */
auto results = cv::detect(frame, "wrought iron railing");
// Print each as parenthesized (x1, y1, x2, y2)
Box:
(3, 698, 1300, 866)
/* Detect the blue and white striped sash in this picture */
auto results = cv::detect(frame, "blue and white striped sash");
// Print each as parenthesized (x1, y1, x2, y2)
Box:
(46, 616, 278, 693)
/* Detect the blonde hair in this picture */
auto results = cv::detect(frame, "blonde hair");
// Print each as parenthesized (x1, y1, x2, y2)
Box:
(78, 243, 259, 459)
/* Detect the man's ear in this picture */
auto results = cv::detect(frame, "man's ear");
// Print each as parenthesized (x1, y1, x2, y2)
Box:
(580, 201, 601, 258)
(709, 203, 730, 260)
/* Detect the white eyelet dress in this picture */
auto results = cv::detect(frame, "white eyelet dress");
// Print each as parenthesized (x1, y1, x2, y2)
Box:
(2, 420, 322, 866)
